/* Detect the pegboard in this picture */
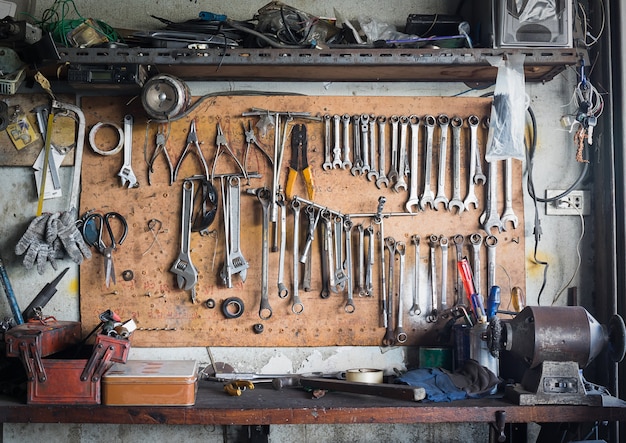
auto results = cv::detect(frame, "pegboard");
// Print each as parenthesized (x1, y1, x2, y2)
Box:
(79, 95, 525, 347)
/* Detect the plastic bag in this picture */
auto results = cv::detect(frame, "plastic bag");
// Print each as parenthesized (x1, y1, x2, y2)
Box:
(485, 53, 527, 161)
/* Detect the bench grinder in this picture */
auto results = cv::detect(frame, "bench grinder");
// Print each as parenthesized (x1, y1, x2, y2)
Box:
(487, 306, 626, 405)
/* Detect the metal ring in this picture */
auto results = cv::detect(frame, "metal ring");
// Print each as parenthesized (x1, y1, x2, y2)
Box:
(88, 122, 124, 156)
(221, 297, 244, 319)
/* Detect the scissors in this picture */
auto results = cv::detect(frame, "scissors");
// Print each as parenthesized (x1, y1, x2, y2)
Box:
(82, 212, 128, 287)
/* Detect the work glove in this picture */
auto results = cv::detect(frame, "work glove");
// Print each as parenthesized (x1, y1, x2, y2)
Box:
(48, 209, 92, 264)
(15, 213, 58, 274)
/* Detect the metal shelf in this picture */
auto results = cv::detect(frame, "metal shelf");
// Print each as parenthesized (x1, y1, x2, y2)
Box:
(57, 46, 584, 83)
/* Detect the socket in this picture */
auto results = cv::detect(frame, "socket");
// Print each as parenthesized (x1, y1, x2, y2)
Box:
(545, 190, 591, 216)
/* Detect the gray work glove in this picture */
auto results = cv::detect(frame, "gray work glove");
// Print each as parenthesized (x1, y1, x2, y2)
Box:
(15, 213, 58, 274)
(48, 209, 92, 264)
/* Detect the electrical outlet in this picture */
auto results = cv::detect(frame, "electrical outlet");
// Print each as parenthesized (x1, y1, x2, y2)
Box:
(545, 190, 591, 216)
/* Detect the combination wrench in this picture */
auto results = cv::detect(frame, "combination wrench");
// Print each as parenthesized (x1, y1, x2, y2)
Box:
(300, 204, 321, 263)
(367, 115, 379, 182)
(464, 115, 481, 209)
(382, 237, 397, 346)
(420, 115, 436, 210)
(277, 196, 288, 298)
(364, 226, 375, 297)
(170, 180, 198, 303)
(395, 241, 408, 343)
(405, 115, 421, 213)
(351, 115, 363, 175)
(375, 116, 390, 189)
(409, 235, 421, 316)
(255, 188, 273, 319)
(439, 236, 449, 312)
(388, 115, 400, 185)
(485, 235, 498, 292)
(319, 210, 332, 299)
(356, 224, 365, 295)
(118, 114, 139, 188)
(426, 234, 439, 322)
(452, 234, 465, 305)
(473, 118, 487, 184)
(291, 199, 304, 314)
(344, 218, 356, 313)
(470, 233, 483, 296)
(322, 114, 332, 170)
(481, 159, 504, 233)
(394, 116, 409, 192)
(433, 114, 450, 210)
(501, 158, 519, 229)
(322, 210, 338, 293)
(360, 114, 370, 174)
(341, 114, 352, 169)
(449, 116, 465, 213)
(334, 215, 347, 290)
(332, 115, 342, 169)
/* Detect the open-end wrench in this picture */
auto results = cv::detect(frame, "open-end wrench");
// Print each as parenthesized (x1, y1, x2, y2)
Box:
(227, 176, 249, 280)
(383, 237, 397, 346)
(170, 180, 198, 303)
(470, 233, 483, 296)
(501, 158, 519, 229)
(439, 236, 449, 311)
(334, 215, 347, 290)
(277, 197, 288, 298)
(420, 115, 436, 210)
(449, 117, 465, 214)
(388, 115, 400, 186)
(473, 118, 486, 184)
(409, 235, 421, 316)
(394, 116, 409, 192)
(485, 235, 498, 292)
(376, 116, 390, 189)
(291, 199, 304, 314)
(367, 115, 379, 182)
(319, 210, 331, 299)
(253, 188, 273, 319)
(452, 234, 465, 305)
(341, 114, 352, 169)
(322, 114, 333, 170)
(356, 224, 365, 295)
(481, 159, 504, 233)
(322, 210, 338, 293)
(303, 246, 312, 292)
(344, 218, 356, 313)
(365, 226, 375, 297)
(395, 241, 408, 343)
(351, 115, 363, 175)
(405, 115, 421, 213)
(426, 234, 439, 322)
(300, 205, 321, 263)
(360, 114, 370, 174)
(118, 114, 139, 188)
(332, 115, 342, 169)
(434, 114, 450, 210)
(464, 115, 480, 209)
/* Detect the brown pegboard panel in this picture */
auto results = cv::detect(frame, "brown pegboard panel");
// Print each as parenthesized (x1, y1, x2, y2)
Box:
(78, 95, 525, 347)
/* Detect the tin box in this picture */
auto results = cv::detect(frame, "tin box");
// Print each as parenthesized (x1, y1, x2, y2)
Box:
(102, 360, 199, 406)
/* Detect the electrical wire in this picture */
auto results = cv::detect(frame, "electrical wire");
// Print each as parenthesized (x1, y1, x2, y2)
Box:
(551, 202, 585, 305)
(577, 0, 605, 47)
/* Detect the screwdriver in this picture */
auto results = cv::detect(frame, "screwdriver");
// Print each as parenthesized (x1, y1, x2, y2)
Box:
(486, 285, 501, 321)
(457, 258, 486, 323)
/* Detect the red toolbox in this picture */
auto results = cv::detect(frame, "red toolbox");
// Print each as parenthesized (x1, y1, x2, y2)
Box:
(5, 320, 130, 404)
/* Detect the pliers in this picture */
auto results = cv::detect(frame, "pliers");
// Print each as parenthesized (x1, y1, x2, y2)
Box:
(285, 123, 314, 200)
(243, 120, 273, 178)
(223, 380, 254, 396)
(173, 119, 209, 181)
(148, 123, 174, 185)
(211, 122, 247, 180)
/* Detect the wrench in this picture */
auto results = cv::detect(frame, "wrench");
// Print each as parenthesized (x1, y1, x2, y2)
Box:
(322, 114, 333, 170)
(470, 233, 483, 296)
(501, 158, 519, 229)
(452, 234, 464, 305)
(367, 115, 379, 181)
(219, 177, 232, 288)
(481, 159, 504, 233)
(227, 176, 249, 280)
(405, 115, 421, 213)
(426, 234, 439, 322)
(277, 196, 288, 299)
(300, 205, 321, 263)
(375, 116, 390, 189)
(319, 210, 332, 299)
(473, 119, 486, 184)
(170, 180, 198, 303)
(350, 115, 364, 176)
(341, 114, 352, 169)
(439, 236, 449, 312)
(394, 116, 409, 192)
(464, 115, 480, 209)
(395, 241, 408, 343)
(485, 235, 498, 292)
(344, 219, 356, 313)
(449, 116, 465, 213)
(118, 114, 139, 188)
(434, 114, 450, 210)
(360, 114, 370, 174)
(388, 115, 400, 185)
(255, 188, 273, 319)
(322, 211, 338, 293)
(332, 115, 342, 169)
(291, 199, 304, 314)
(376, 215, 387, 327)
(365, 226, 375, 297)
(383, 237, 397, 346)
(420, 115, 436, 210)
(356, 224, 365, 295)
(334, 215, 347, 290)
(409, 235, 421, 316)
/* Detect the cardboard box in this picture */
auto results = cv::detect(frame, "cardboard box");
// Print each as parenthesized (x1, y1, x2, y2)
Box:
(102, 360, 198, 406)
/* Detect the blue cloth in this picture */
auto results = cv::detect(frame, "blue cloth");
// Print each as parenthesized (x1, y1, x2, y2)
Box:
(396, 368, 467, 403)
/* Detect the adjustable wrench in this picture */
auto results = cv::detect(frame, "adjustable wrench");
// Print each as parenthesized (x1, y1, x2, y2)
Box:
(291, 199, 304, 314)
(227, 176, 248, 280)
(485, 235, 498, 292)
(277, 196, 288, 298)
(332, 115, 342, 169)
(170, 180, 198, 303)
(367, 115, 379, 181)
(473, 119, 486, 184)
(364, 226, 375, 297)
(322, 114, 333, 170)
(426, 234, 439, 322)
(434, 114, 450, 210)
(470, 233, 483, 296)
(383, 237, 396, 346)
(439, 236, 449, 311)
(341, 114, 352, 169)
(350, 115, 363, 175)
(394, 116, 409, 192)
(375, 116, 390, 189)
(464, 115, 480, 209)
(501, 158, 519, 229)
(118, 114, 139, 188)
(388, 115, 400, 185)
(420, 116, 436, 210)
(344, 218, 356, 313)
(452, 234, 465, 305)
(481, 159, 504, 233)
(449, 116, 465, 213)
(319, 210, 332, 299)
(405, 115, 421, 213)
(220, 177, 232, 288)
(360, 114, 370, 174)
(409, 235, 421, 316)
(395, 242, 408, 343)
(356, 224, 365, 295)
(254, 188, 273, 319)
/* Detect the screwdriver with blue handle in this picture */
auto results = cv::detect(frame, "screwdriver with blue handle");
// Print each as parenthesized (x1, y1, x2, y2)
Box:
(486, 285, 501, 321)
(286, 124, 315, 201)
